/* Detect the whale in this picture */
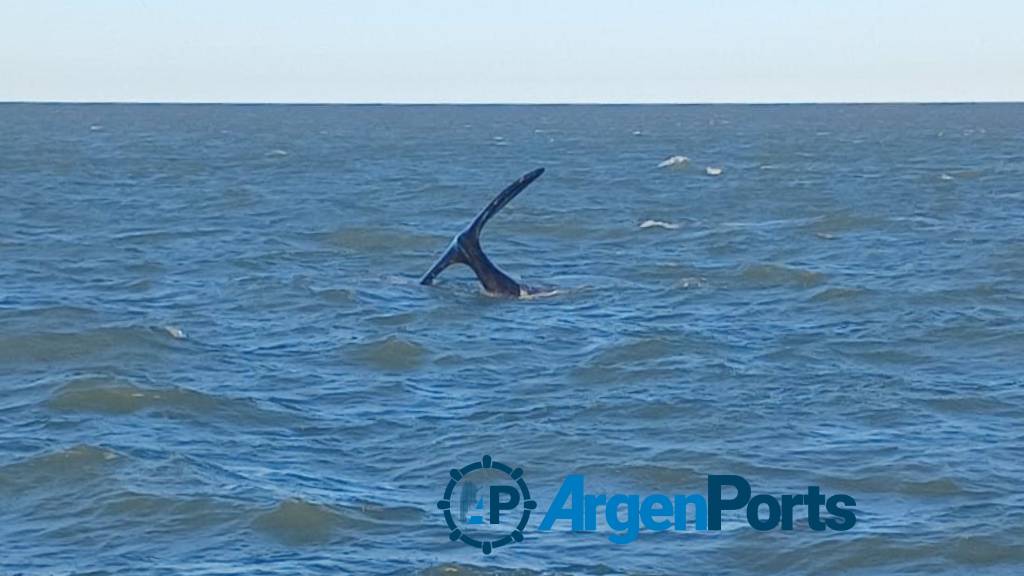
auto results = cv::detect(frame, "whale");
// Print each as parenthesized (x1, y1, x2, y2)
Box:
(420, 168, 545, 297)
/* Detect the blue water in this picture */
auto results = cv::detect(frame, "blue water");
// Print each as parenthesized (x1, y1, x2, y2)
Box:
(1, 103, 1023, 575)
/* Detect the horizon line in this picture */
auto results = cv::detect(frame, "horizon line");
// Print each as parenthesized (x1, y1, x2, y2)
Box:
(2, 99, 1023, 106)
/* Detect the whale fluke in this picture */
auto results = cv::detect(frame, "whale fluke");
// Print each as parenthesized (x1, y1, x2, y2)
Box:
(420, 168, 545, 296)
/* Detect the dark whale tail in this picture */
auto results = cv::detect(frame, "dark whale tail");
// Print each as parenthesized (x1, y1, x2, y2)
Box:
(420, 168, 545, 296)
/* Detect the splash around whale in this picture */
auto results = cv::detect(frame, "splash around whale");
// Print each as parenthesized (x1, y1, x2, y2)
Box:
(420, 168, 549, 298)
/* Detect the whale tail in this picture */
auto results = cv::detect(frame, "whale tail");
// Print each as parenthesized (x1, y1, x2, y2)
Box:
(420, 168, 545, 296)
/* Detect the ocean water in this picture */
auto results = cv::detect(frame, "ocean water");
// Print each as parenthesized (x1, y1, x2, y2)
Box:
(1, 103, 1023, 575)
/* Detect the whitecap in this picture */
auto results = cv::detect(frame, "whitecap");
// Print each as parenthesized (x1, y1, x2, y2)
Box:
(676, 276, 707, 289)
(657, 155, 689, 169)
(265, 149, 288, 157)
(705, 166, 723, 176)
(164, 326, 187, 339)
(640, 220, 680, 230)
(518, 288, 560, 300)
(940, 173, 954, 181)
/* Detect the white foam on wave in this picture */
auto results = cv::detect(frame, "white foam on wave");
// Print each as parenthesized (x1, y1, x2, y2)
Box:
(677, 276, 707, 289)
(657, 155, 689, 169)
(940, 173, 954, 181)
(705, 166, 723, 176)
(164, 326, 187, 339)
(519, 288, 560, 300)
(265, 149, 289, 157)
(640, 220, 680, 230)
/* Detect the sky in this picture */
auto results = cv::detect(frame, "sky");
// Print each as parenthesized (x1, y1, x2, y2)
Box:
(1, 0, 1022, 103)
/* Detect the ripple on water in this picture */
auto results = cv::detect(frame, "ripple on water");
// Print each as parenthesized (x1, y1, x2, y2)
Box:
(817, 473, 968, 498)
(779, 532, 1024, 574)
(0, 325, 183, 366)
(46, 375, 290, 424)
(808, 285, 872, 303)
(921, 395, 1021, 417)
(419, 564, 545, 576)
(0, 444, 120, 491)
(48, 376, 220, 414)
(93, 491, 245, 536)
(739, 263, 827, 288)
(320, 227, 440, 254)
(343, 335, 428, 371)
(311, 287, 358, 305)
(252, 499, 340, 545)
(572, 334, 717, 385)
(805, 212, 891, 235)
(252, 498, 423, 546)
(366, 310, 421, 327)
(574, 462, 706, 491)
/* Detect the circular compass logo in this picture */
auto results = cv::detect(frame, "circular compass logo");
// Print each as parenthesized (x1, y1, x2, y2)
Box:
(437, 455, 536, 554)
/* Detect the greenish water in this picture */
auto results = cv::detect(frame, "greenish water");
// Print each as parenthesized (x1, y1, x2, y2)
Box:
(1, 103, 1023, 574)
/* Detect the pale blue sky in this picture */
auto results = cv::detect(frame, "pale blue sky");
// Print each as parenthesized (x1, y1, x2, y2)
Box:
(1, 0, 1021, 103)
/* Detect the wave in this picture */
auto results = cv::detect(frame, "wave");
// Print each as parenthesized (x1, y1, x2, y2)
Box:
(94, 490, 244, 535)
(572, 335, 713, 384)
(809, 286, 871, 302)
(639, 219, 680, 230)
(421, 563, 548, 576)
(657, 155, 689, 169)
(342, 335, 428, 371)
(46, 375, 291, 425)
(0, 444, 120, 491)
(573, 462, 705, 490)
(252, 498, 423, 546)
(734, 532, 1024, 574)
(318, 227, 439, 254)
(804, 212, 890, 235)
(739, 263, 827, 288)
(48, 376, 218, 415)
(164, 326, 187, 339)
(311, 287, 358, 304)
(252, 499, 340, 545)
(0, 325, 184, 366)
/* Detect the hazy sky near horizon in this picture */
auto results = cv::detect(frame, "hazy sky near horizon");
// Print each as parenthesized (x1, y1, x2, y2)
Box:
(2, 0, 1022, 103)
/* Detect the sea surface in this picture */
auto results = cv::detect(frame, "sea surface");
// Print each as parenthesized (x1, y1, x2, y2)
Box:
(1, 103, 1023, 575)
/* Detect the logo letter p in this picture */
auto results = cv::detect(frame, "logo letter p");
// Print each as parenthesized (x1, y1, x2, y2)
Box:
(489, 485, 520, 524)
